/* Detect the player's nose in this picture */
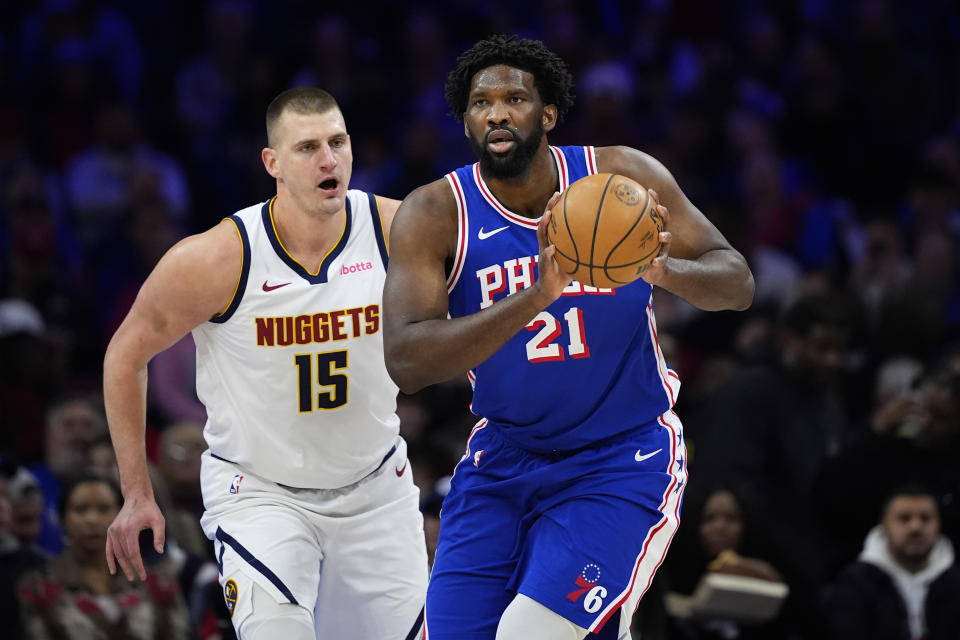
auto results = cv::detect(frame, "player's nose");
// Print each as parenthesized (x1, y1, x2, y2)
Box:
(316, 143, 337, 169)
(486, 100, 510, 126)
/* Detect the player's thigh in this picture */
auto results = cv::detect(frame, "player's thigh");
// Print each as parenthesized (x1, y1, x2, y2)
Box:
(207, 497, 323, 631)
(517, 472, 683, 636)
(315, 451, 428, 639)
(497, 593, 590, 640)
(425, 435, 530, 639)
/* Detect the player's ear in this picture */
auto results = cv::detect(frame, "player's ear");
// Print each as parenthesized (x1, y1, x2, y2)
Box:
(542, 105, 557, 133)
(262, 147, 280, 179)
(464, 120, 471, 139)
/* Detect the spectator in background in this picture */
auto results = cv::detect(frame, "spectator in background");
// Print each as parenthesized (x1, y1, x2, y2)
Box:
(84, 437, 232, 640)
(0, 456, 46, 640)
(86, 434, 120, 485)
(823, 485, 960, 640)
(64, 102, 189, 255)
(694, 291, 864, 638)
(0, 299, 58, 461)
(659, 486, 789, 640)
(17, 474, 190, 640)
(8, 467, 45, 554)
(154, 421, 207, 559)
(28, 394, 108, 554)
(818, 350, 960, 567)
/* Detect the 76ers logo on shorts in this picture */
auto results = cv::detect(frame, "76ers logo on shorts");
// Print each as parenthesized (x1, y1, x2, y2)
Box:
(229, 474, 244, 494)
(566, 563, 608, 613)
(224, 579, 238, 617)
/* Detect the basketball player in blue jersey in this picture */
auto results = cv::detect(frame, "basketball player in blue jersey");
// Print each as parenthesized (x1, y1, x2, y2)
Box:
(383, 36, 754, 640)
(102, 87, 427, 639)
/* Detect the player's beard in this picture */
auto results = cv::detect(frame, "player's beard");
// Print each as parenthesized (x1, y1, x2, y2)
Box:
(469, 120, 544, 180)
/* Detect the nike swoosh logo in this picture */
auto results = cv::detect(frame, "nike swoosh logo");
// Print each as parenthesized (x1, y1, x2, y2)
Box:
(634, 448, 663, 462)
(395, 461, 408, 477)
(262, 281, 292, 292)
(478, 225, 509, 240)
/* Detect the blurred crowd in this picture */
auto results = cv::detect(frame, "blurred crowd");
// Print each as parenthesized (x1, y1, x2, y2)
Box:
(1, 0, 958, 639)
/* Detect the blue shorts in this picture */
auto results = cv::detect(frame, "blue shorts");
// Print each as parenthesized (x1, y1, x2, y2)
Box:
(424, 411, 686, 639)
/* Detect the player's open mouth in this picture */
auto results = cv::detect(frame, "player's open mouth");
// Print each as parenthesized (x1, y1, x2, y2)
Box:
(486, 129, 515, 153)
(318, 178, 339, 192)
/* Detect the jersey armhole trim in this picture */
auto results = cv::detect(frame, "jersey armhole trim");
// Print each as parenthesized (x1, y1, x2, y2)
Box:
(210, 215, 250, 324)
(368, 192, 390, 269)
(586, 146, 598, 175)
(445, 172, 468, 292)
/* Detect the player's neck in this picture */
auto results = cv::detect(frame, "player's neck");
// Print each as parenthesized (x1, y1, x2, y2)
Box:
(482, 146, 559, 219)
(271, 193, 346, 271)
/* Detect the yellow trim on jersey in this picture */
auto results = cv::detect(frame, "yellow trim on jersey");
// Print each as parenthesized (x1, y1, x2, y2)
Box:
(373, 195, 388, 255)
(214, 217, 244, 318)
(268, 196, 347, 277)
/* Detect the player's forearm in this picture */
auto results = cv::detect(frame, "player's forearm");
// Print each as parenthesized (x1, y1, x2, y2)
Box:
(658, 248, 754, 311)
(386, 285, 553, 393)
(103, 343, 154, 500)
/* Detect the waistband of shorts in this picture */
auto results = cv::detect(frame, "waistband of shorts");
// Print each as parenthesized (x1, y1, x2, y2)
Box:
(485, 412, 670, 460)
(207, 441, 399, 490)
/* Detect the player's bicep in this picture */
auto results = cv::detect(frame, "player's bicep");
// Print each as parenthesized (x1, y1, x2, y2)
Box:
(109, 223, 241, 365)
(384, 187, 456, 327)
(599, 146, 732, 261)
(653, 173, 730, 261)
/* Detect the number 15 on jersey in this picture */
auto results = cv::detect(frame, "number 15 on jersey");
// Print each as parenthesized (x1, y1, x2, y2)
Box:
(294, 350, 348, 411)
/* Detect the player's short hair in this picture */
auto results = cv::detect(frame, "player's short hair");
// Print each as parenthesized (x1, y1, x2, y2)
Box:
(266, 87, 340, 147)
(445, 34, 575, 122)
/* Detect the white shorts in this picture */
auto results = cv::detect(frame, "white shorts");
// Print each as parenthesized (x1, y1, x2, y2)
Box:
(199, 436, 427, 639)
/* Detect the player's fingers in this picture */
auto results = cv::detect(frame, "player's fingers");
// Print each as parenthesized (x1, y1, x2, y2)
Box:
(107, 521, 136, 580)
(547, 190, 561, 210)
(105, 535, 117, 575)
(119, 529, 147, 581)
(113, 534, 137, 581)
(152, 520, 165, 554)
(543, 245, 559, 272)
(658, 231, 672, 255)
(647, 188, 659, 204)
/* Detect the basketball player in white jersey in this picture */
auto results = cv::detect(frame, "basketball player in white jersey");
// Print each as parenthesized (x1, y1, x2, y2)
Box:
(103, 87, 428, 639)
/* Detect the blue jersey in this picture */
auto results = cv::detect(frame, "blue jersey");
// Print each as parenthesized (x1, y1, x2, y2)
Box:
(445, 145, 681, 453)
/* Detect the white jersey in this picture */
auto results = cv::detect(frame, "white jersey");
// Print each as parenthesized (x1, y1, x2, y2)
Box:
(192, 190, 399, 488)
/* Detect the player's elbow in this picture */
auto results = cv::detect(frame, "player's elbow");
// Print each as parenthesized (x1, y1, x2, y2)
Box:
(383, 337, 429, 394)
(731, 269, 756, 311)
(385, 357, 428, 395)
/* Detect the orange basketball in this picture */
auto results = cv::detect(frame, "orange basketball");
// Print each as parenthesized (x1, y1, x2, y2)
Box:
(546, 173, 663, 288)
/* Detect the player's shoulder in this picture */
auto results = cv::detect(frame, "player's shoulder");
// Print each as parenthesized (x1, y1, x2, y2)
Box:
(368, 192, 401, 220)
(389, 178, 459, 255)
(164, 217, 242, 275)
(594, 145, 671, 184)
(396, 177, 458, 223)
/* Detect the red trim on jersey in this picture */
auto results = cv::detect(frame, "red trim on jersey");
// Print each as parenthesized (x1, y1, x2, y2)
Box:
(473, 164, 539, 228)
(646, 300, 680, 406)
(549, 146, 570, 191)
(451, 419, 488, 481)
(586, 146, 598, 174)
(445, 173, 469, 291)
(593, 411, 685, 631)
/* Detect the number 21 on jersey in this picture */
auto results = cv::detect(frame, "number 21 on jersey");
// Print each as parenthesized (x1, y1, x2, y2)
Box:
(294, 350, 348, 411)
(525, 307, 589, 362)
